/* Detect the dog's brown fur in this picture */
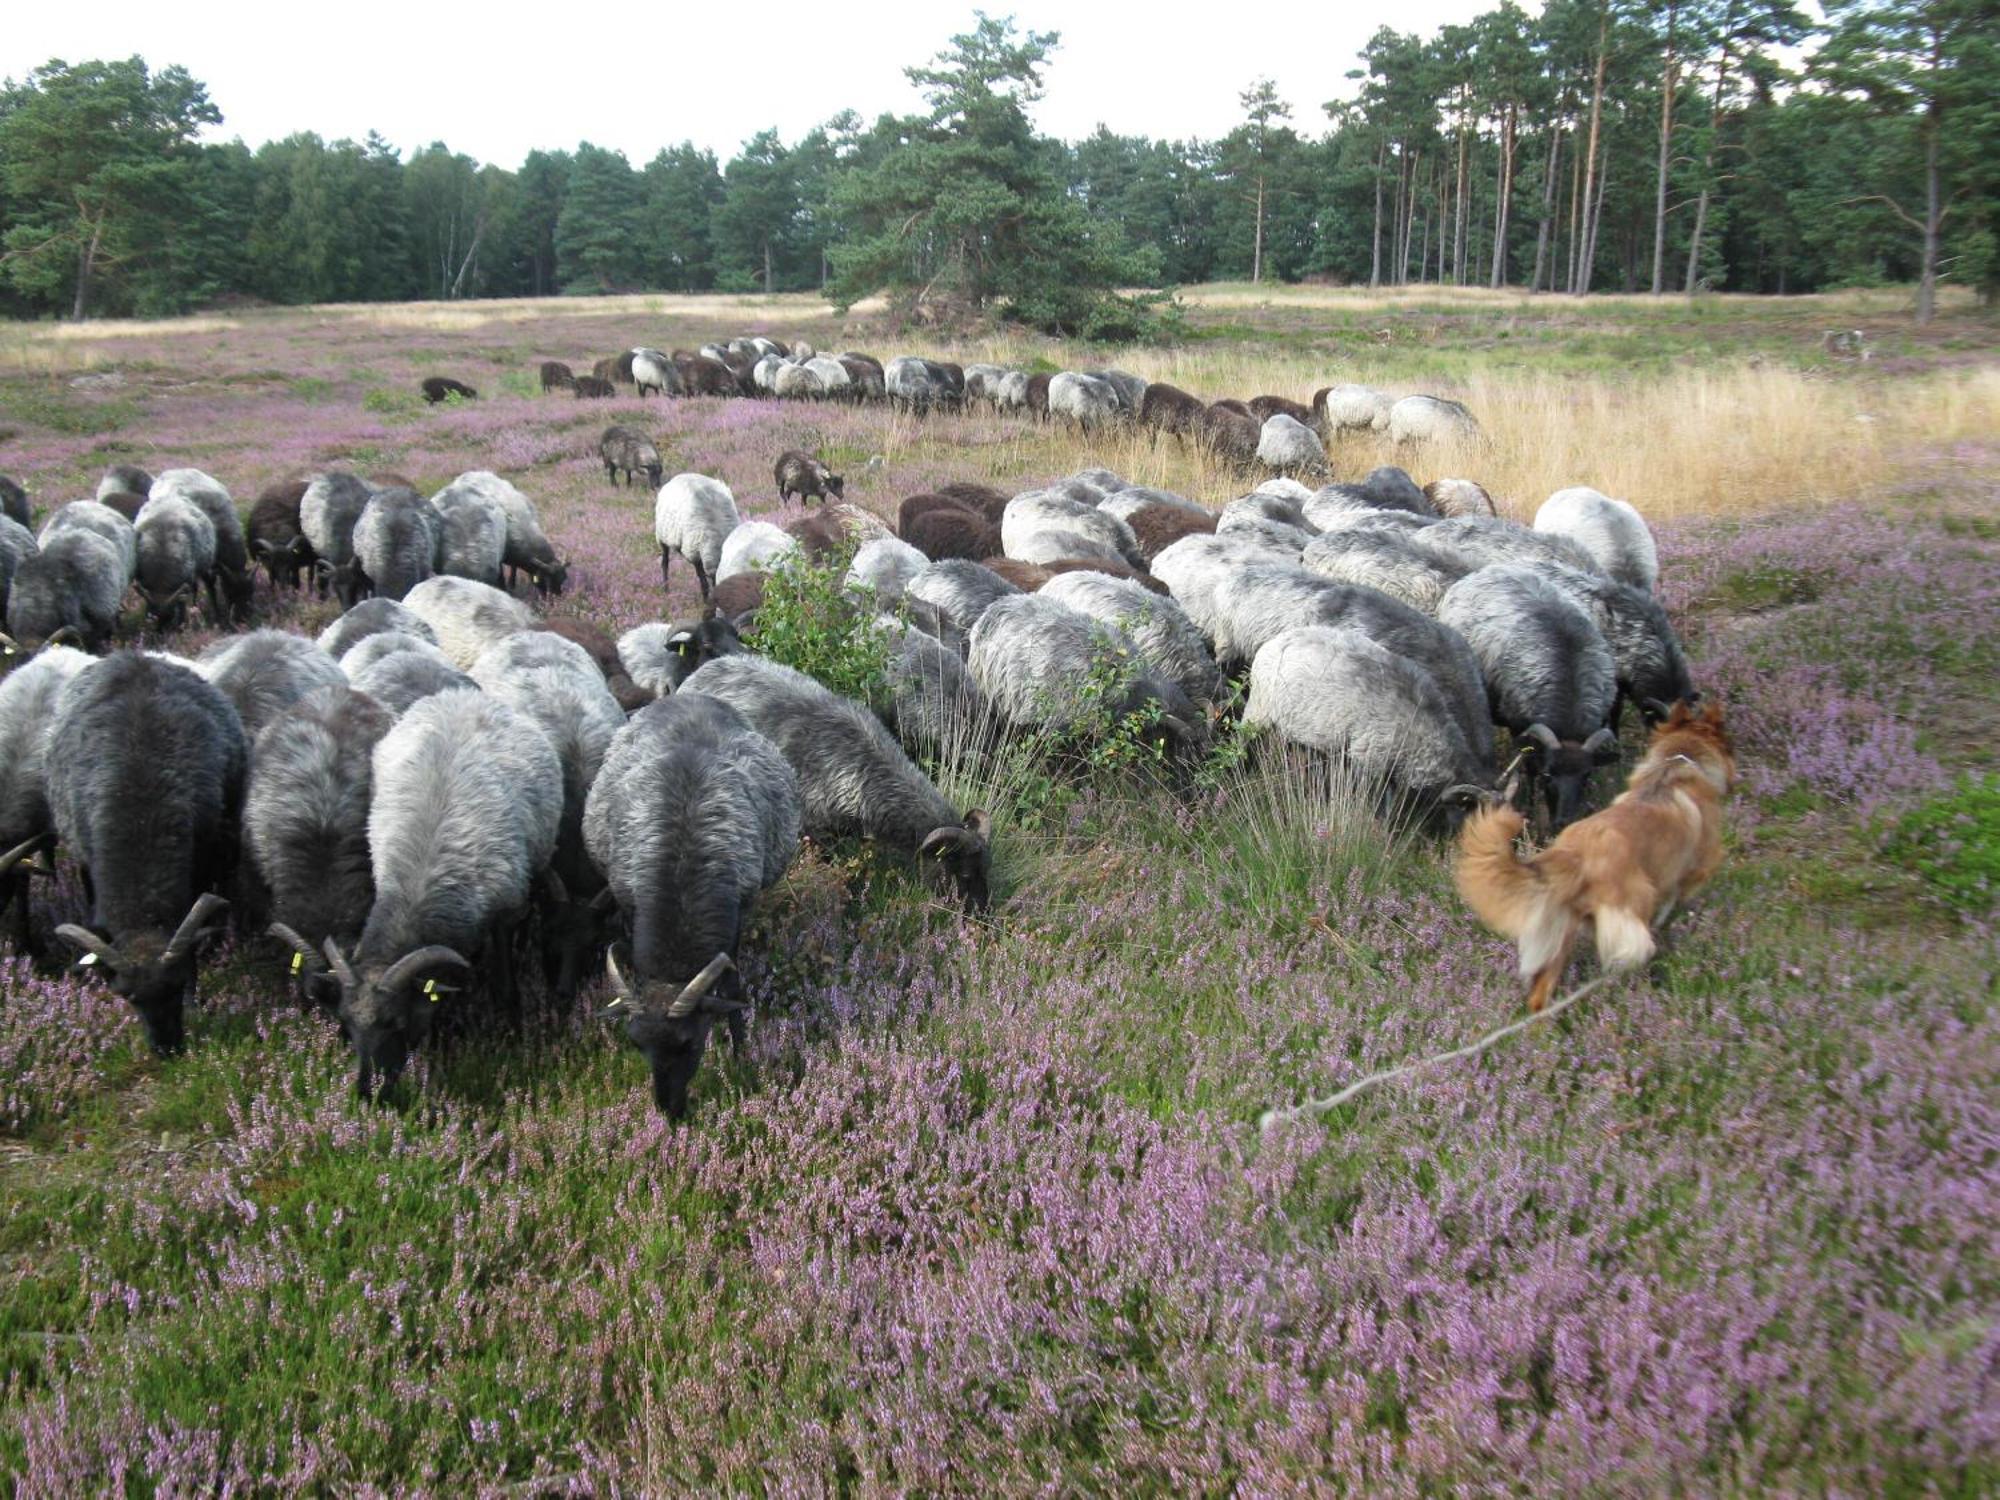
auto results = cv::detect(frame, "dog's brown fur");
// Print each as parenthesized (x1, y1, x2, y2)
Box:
(1456, 700, 1735, 1012)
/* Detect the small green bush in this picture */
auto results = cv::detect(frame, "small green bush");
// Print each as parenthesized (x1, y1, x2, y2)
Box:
(361, 387, 422, 420)
(744, 544, 891, 705)
(1886, 774, 2000, 914)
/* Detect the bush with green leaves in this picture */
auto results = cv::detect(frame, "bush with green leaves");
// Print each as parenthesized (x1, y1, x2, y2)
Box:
(1886, 773, 1999, 914)
(741, 543, 891, 705)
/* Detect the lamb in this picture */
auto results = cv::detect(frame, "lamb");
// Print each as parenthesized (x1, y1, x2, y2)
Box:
(631, 349, 682, 398)
(1301, 528, 1468, 614)
(1388, 394, 1480, 445)
(353, 487, 440, 603)
(400, 575, 535, 670)
(1438, 564, 1620, 831)
(1409, 515, 1604, 578)
(247, 480, 315, 591)
(0, 476, 27, 530)
(1424, 478, 1497, 519)
(133, 495, 217, 631)
(1518, 560, 1694, 724)
(47, 652, 247, 1053)
(0, 516, 33, 623)
(448, 471, 566, 595)
(97, 465, 155, 507)
(573, 376, 616, 400)
(968, 594, 1202, 756)
(1533, 487, 1659, 594)
(1048, 372, 1122, 432)
(539, 360, 576, 393)
(847, 536, 929, 601)
(655, 473, 741, 601)
(1257, 415, 1329, 474)
(253, 685, 396, 1008)
(40, 500, 138, 581)
(429, 484, 508, 589)
(717, 520, 800, 585)
(1138, 382, 1205, 441)
(600, 426, 664, 489)
(0, 645, 94, 954)
(316, 597, 438, 660)
(1244, 627, 1492, 825)
(774, 450, 844, 505)
(301, 472, 375, 607)
(1039, 570, 1225, 710)
(421, 376, 478, 404)
(1311, 384, 1394, 435)
(320, 688, 563, 1094)
(678, 655, 993, 908)
(588, 694, 801, 1117)
(904, 559, 1022, 639)
(196, 629, 349, 742)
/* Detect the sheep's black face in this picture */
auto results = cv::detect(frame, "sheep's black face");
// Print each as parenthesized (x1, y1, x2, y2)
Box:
(1536, 738, 1622, 833)
(109, 961, 193, 1055)
(920, 810, 993, 913)
(534, 560, 569, 597)
(220, 564, 256, 620)
(824, 474, 845, 500)
(625, 1010, 715, 1120)
(348, 1015, 411, 1098)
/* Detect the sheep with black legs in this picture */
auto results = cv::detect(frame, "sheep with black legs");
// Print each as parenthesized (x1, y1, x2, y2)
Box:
(774, 450, 844, 506)
(197, 630, 349, 743)
(1534, 487, 1659, 595)
(1038, 570, 1226, 712)
(255, 684, 395, 1010)
(588, 694, 801, 1118)
(600, 427, 663, 490)
(631, 349, 681, 399)
(655, 473, 741, 602)
(0, 645, 94, 955)
(2, 475, 31, 530)
(352, 487, 440, 603)
(1438, 563, 1620, 832)
(680, 655, 994, 910)
(133, 497, 215, 632)
(47, 653, 247, 1054)
(301, 472, 375, 607)
(429, 484, 508, 589)
(1244, 626, 1493, 827)
(316, 597, 437, 660)
(5, 531, 125, 653)
(248, 481, 315, 592)
(151, 470, 252, 623)
(401, 575, 535, 670)
(448, 472, 567, 596)
(40, 500, 138, 582)
(320, 688, 562, 1095)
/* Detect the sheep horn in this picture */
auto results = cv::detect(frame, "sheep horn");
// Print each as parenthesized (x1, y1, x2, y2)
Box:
(267, 921, 328, 973)
(1583, 727, 1619, 755)
(1442, 783, 1489, 807)
(918, 826, 965, 860)
(380, 945, 471, 998)
(42, 626, 80, 649)
(164, 892, 231, 963)
(321, 938, 357, 990)
(0, 832, 55, 879)
(604, 946, 635, 1005)
(1640, 697, 1672, 722)
(55, 924, 117, 967)
(1523, 723, 1561, 752)
(665, 952, 735, 1019)
(0, 631, 20, 656)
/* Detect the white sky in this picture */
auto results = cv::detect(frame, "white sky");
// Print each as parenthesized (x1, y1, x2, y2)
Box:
(4, 0, 1499, 169)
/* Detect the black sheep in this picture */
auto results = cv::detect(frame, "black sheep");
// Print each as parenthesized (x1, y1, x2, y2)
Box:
(421, 376, 478, 404)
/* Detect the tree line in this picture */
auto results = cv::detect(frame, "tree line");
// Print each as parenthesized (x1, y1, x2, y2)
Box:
(0, 1, 1992, 332)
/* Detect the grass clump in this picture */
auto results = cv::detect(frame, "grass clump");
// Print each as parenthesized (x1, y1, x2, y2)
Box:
(1886, 773, 2000, 915)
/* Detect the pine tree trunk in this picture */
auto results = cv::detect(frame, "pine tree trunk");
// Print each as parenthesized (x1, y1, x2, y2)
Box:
(1652, 0, 1679, 294)
(1917, 109, 1939, 324)
(1574, 10, 1610, 294)
(1567, 124, 1585, 291)
(1684, 18, 1735, 295)
(1582, 142, 1612, 290)
(1455, 123, 1471, 283)
(1532, 125, 1561, 293)
(72, 214, 104, 321)
(1683, 188, 1710, 293)
(1253, 175, 1265, 284)
(763, 237, 773, 295)
(1492, 105, 1517, 288)
(1402, 149, 1421, 283)
(1370, 139, 1385, 288)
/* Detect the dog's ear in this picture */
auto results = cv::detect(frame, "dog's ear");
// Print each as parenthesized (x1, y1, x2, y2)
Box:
(1699, 698, 1725, 730)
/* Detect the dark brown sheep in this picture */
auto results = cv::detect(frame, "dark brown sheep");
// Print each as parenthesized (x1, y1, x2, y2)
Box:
(1040, 558, 1171, 595)
(980, 557, 1054, 592)
(540, 361, 575, 393)
(1248, 394, 1314, 426)
(534, 618, 623, 678)
(904, 507, 1001, 563)
(897, 493, 965, 535)
(1025, 373, 1053, 423)
(591, 357, 621, 385)
(421, 376, 477, 404)
(782, 510, 849, 561)
(574, 376, 616, 399)
(247, 480, 314, 591)
(709, 571, 766, 621)
(678, 355, 739, 398)
(1200, 405, 1261, 467)
(96, 489, 147, 522)
(614, 351, 638, 384)
(1139, 382, 1205, 440)
(775, 450, 845, 506)
(1209, 398, 1253, 419)
(1124, 502, 1218, 563)
(936, 482, 1011, 525)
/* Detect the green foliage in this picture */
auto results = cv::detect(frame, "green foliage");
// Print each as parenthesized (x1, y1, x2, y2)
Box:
(360, 387, 423, 419)
(742, 545, 892, 705)
(1887, 774, 2000, 914)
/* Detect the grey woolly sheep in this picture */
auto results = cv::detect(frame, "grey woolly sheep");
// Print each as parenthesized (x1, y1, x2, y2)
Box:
(316, 597, 438, 660)
(97, 465, 155, 507)
(47, 652, 247, 1054)
(1518, 560, 1693, 725)
(1409, 515, 1604, 577)
(1533, 487, 1659, 594)
(301, 472, 375, 607)
(340, 631, 451, 679)
(884, 356, 954, 413)
(0, 645, 93, 953)
(904, 559, 1021, 639)
(1099, 488, 1208, 523)
(1086, 371, 1147, 417)
(600, 426, 664, 489)
(655, 473, 741, 601)
(963, 364, 1010, 407)
(1387, 394, 1480, 445)
(400, 575, 535, 670)
(1244, 627, 1491, 825)
(353, 488, 440, 603)
(6, 531, 126, 652)
(1224, 491, 1313, 531)
(773, 363, 827, 400)
(1312, 384, 1393, 435)
(0, 516, 37, 623)
(616, 617, 747, 700)
(448, 471, 566, 596)
(350, 651, 479, 716)
(1048, 372, 1122, 432)
(847, 535, 929, 601)
(1216, 511, 1315, 555)
(1257, 414, 1328, 474)
(1039, 569, 1225, 710)
(1001, 491, 1142, 570)
(632, 348, 682, 398)
(134, 496, 217, 631)
(1424, 478, 1496, 518)
(1, 476, 28, 530)
(587, 694, 801, 1117)
(1148, 533, 1305, 643)
(1301, 528, 1468, 614)
(679, 654, 993, 908)
(321, 688, 562, 1094)
(41, 500, 138, 581)
(197, 629, 349, 743)
(151, 469, 251, 622)
(876, 615, 991, 758)
(1438, 563, 1620, 831)
(429, 484, 508, 589)
(717, 521, 799, 585)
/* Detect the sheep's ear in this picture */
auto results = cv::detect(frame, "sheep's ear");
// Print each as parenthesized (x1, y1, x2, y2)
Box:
(962, 808, 992, 839)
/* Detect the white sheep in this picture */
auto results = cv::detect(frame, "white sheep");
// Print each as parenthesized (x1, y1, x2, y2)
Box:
(1533, 487, 1659, 595)
(655, 474, 742, 601)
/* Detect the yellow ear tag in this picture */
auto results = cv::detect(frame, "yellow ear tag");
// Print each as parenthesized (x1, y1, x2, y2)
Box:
(79, 952, 98, 967)
(291, 952, 304, 974)
(424, 979, 440, 1002)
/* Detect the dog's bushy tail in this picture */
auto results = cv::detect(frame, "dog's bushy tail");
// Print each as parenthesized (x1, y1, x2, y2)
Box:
(1455, 804, 1543, 939)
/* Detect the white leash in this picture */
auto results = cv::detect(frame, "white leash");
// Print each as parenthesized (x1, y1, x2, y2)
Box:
(1256, 973, 1615, 1135)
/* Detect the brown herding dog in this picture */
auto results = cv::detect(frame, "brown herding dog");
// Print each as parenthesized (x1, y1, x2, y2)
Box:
(1456, 699, 1735, 1012)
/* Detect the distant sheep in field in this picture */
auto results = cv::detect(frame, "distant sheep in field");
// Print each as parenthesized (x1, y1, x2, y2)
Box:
(1257, 415, 1329, 476)
(774, 450, 844, 505)
(573, 376, 616, 400)
(1048, 372, 1122, 432)
(1025, 373, 1053, 422)
(1, 476, 29, 530)
(631, 349, 681, 399)
(1200, 404, 1261, 467)
(678, 354, 741, 398)
(150, 469, 251, 623)
(421, 377, 477, 404)
(451, 470, 567, 595)
(248, 481, 315, 592)
(600, 426, 664, 489)
(1533, 487, 1659, 595)
(1388, 394, 1479, 446)
(134, 496, 216, 632)
(1138, 383, 1204, 442)
(1249, 395, 1315, 427)
(1312, 384, 1393, 435)
(540, 360, 575, 393)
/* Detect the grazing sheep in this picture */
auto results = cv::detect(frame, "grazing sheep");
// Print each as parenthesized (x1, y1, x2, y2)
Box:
(133, 496, 217, 631)
(1312, 384, 1393, 435)
(838, 355, 886, 401)
(616, 616, 748, 700)
(1425, 477, 1496, 519)
(429, 484, 509, 589)
(899, 493, 967, 535)
(1002, 491, 1142, 570)
(1119, 502, 1218, 564)
(1048, 372, 1122, 432)
(937, 481, 1011, 524)
(782, 510, 848, 562)
(539, 360, 575, 393)
(1039, 570, 1225, 710)
(1251, 477, 1316, 504)
(339, 631, 451, 679)
(1534, 487, 1659, 595)
(1301, 528, 1467, 614)
(774, 450, 844, 505)
(1138, 383, 1205, 441)
(1086, 370, 1147, 417)
(1438, 564, 1620, 831)
(711, 572, 766, 621)
(301, 472, 375, 607)
(655, 473, 741, 601)
(679, 655, 993, 908)
(1249, 395, 1315, 427)
(0, 516, 33, 622)
(421, 376, 478, 404)
(535, 619, 625, 682)
(631, 349, 681, 398)
(40, 500, 138, 581)
(353, 487, 440, 603)
(1409, 515, 1603, 578)
(316, 597, 437, 660)
(980, 558, 1053, 592)
(1244, 627, 1491, 824)
(0, 477, 26, 531)
(1217, 511, 1314, 555)
(1148, 534, 1300, 643)
(401, 575, 536, 669)
(248, 481, 315, 591)
(1224, 491, 1313, 531)
(573, 376, 616, 400)
(600, 426, 664, 489)
(1519, 560, 1693, 724)
(0, 645, 94, 953)
(1388, 394, 1479, 445)
(773, 362, 828, 400)
(1024, 372, 1053, 422)
(449, 471, 566, 596)
(47, 652, 247, 1053)
(847, 536, 929, 601)
(321, 689, 562, 1094)
(877, 615, 990, 757)
(97, 465, 155, 507)
(992, 370, 1031, 414)
(904, 504, 1001, 563)
(905, 559, 1021, 639)
(588, 694, 801, 1117)
(717, 521, 799, 585)
(884, 357, 949, 412)
(1201, 404, 1262, 467)
(827, 504, 892, 547)
(1257, 415, 1329, 476)
(1358, 466, 1433, 513)
(680, 354, 742, 398)
(351, 651, 478, 716)
(197, 629, 349, 742)
(963, 364, 1009, 407)
(253, 684, 396, 1007)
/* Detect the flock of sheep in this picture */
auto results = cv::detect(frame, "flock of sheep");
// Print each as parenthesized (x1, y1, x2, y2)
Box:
(0, 347, 1688, 1120)
(533, 339, 1473, 475)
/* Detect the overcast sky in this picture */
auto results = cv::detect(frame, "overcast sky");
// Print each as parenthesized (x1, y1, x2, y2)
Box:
(6, 1, 1499, 169)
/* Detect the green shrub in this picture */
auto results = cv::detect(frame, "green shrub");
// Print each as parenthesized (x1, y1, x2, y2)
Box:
(743, 544, 891, 705)
(1886, 774, 2000, 914)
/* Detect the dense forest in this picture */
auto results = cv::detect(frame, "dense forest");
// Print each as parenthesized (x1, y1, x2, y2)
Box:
(0, 0, 1993, 332)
